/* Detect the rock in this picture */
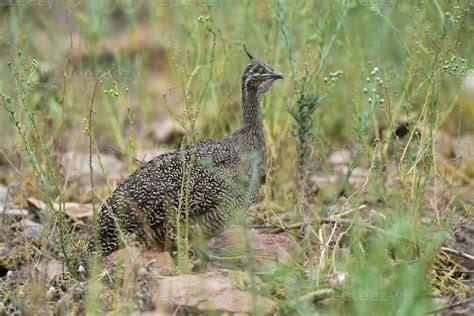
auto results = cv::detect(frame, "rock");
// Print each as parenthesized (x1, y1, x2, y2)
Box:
(328, 149, 351, 165)
(144, 274, 276, 314)
(0, 208, 28, 217)
(11, 219, 43, 237)
(36, 258, 66, 281)
(208, 225, 299, 271)
(150, 118, 184, 144)
(62, 152, 126, 184)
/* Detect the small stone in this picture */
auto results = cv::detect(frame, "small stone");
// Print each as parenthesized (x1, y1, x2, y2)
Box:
(12, 219, 43, 237)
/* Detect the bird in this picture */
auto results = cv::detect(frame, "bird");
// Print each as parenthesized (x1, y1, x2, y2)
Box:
(87, 47, 284, 258)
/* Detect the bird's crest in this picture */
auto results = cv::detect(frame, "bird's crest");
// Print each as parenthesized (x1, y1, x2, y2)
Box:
(243, 44, 255, 61)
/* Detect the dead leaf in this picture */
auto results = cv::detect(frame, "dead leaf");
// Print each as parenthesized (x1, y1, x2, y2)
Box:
(27, 198, 93, 219)
(63, 203, 93, 219)
(27, 197, 47, 212)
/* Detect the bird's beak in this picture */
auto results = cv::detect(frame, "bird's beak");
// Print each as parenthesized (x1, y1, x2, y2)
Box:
(270, 71, 284, 80)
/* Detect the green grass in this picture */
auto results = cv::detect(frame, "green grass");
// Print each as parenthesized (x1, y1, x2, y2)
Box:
(0, 0, 473, 315)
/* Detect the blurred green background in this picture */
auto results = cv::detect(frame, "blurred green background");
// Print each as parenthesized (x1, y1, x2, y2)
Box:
(1, 0, 472, 204)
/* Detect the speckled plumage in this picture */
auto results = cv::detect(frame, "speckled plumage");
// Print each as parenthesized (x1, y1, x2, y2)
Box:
(89, 53, 283, 257)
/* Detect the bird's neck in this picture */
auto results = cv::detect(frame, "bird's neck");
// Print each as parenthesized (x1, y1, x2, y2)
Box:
(238, 86, 263, 131)
(230, 83, 267, 180)
(230, 85, 266, 161)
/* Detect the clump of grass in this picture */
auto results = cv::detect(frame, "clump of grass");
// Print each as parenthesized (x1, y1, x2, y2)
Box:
(288, 92, 322, 189)
(1, 51, 75, 268)
(162, 14, 217, 273)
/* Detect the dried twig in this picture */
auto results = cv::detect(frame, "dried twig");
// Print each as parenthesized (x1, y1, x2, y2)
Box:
(441, 247, 474, 261)
(88, 76, 102, 217)
(246, 211, 304, 239)
(434, 268, 474, 274)
(427, 297, 474, 314)
(109, 145, 144, 165)
(298, 288, 335, 303)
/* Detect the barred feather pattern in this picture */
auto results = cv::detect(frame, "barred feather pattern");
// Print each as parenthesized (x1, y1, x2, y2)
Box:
(89, 57, 281, 257)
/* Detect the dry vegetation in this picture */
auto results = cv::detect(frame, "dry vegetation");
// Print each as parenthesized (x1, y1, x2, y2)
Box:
(0, 0, 473, 315)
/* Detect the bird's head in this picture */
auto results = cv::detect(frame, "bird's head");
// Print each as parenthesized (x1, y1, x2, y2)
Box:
(241, 45, 284, 97)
